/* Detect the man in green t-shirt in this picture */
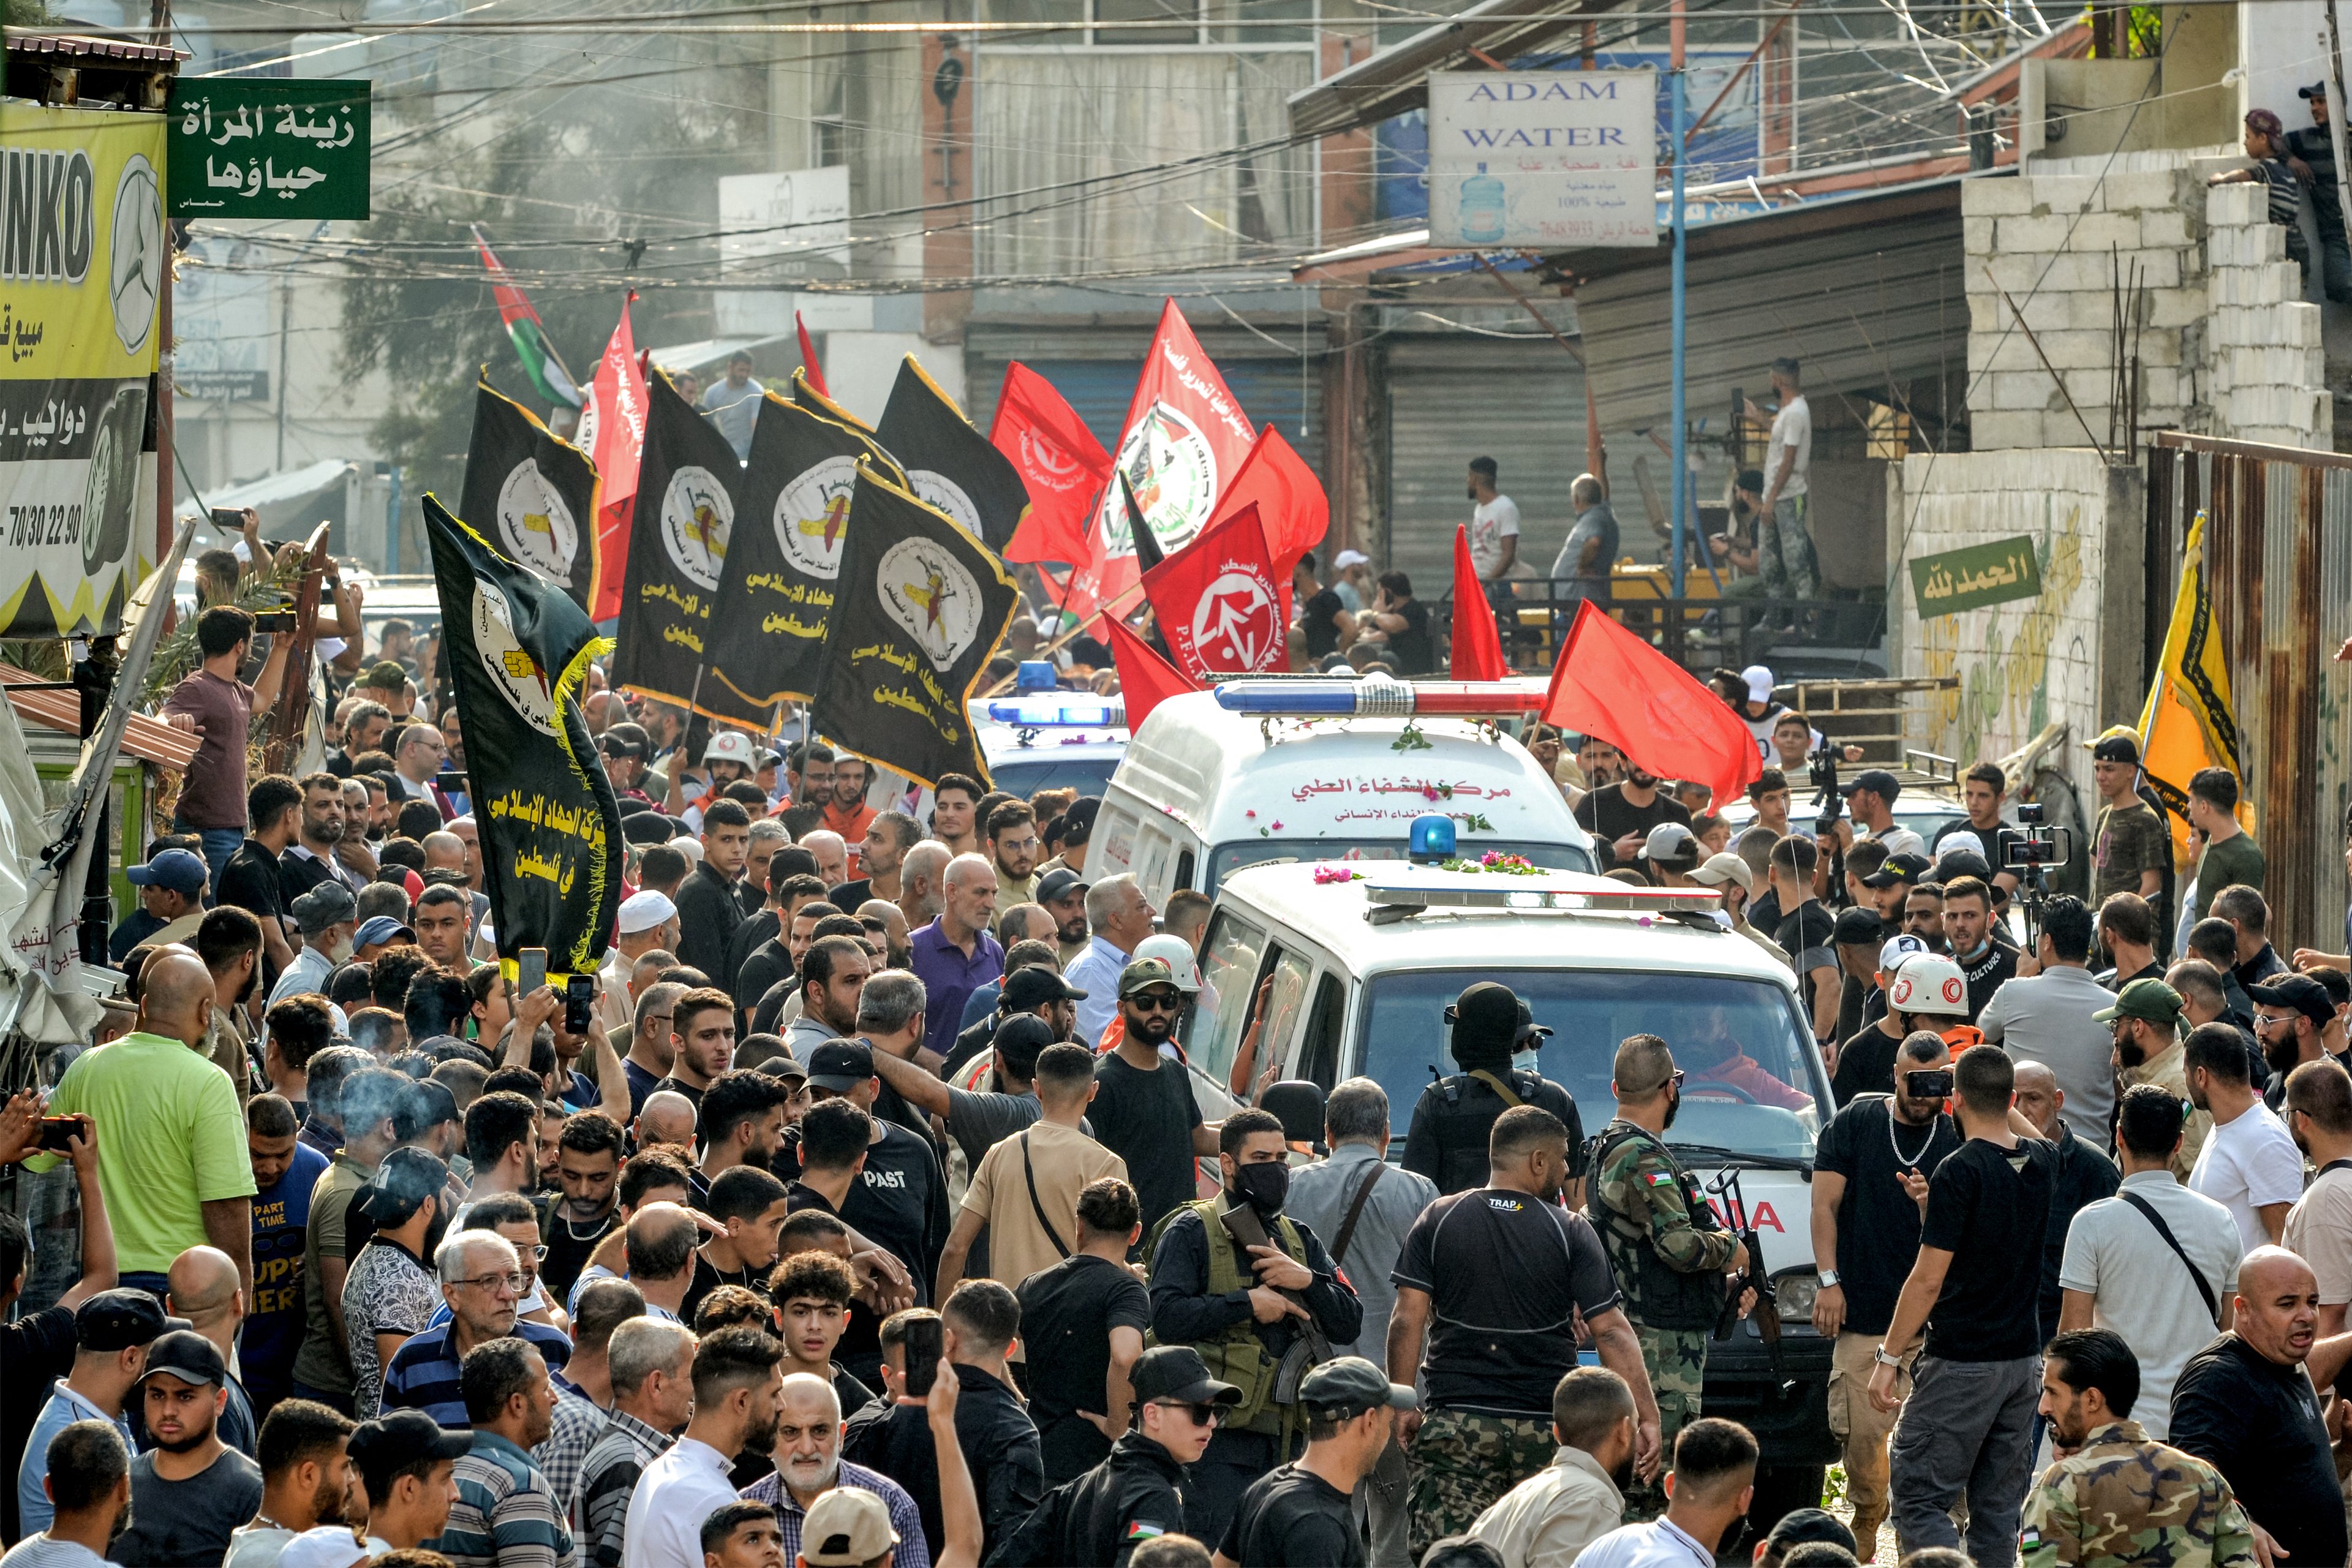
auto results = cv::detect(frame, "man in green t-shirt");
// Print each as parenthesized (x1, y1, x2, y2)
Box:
(32, 952, 257, 1298)
(287, 1066, 411, 1412)
(2188, 766, 2265, 925)
(2090, 735, 2169, 915)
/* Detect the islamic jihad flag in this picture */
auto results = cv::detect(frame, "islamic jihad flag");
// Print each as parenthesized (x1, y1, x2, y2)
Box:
(707, 392, 898, 712)
(611, 371, 740, 715)
(812, 462, 1020, 790)
(459, 378, 601, 612)
(421, 493, 622, 979)
(875, 356, 1034, 554)
(2138, 508, 2252, 862)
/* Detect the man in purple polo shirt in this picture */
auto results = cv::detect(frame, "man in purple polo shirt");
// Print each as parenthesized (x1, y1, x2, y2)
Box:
(908, 853, 1003, 1061)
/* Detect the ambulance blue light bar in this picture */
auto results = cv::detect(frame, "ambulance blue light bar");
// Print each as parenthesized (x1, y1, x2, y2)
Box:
(985, 698, 1126, 728)
(1213, 679, 1548, 718)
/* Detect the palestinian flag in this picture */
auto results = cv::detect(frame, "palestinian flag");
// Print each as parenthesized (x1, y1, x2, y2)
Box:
(420, 492, 623, 979)
(875, 355, 1033, 554)
(458, 377, 600, 611)
(707, 392, 895, 711)
(810, 462, 1020, 790)
(471, 224, 581, 409)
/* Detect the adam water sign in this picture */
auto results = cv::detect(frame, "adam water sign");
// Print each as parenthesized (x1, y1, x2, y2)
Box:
(1427, 69, 1656, 249)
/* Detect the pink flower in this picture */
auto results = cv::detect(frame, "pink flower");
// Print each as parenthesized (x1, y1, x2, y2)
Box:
(1246, 810, 1256, 818)
(1272, 821, 1285, 831)
(1423, 787, 1441, 801)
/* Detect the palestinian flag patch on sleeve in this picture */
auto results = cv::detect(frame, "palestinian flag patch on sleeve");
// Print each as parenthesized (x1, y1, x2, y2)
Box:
(1647, 1172, 1677, 1187)
(1126, 1523, 1171, 1543)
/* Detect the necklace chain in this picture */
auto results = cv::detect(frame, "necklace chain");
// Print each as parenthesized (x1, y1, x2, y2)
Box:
(1887, 1104, 1942, 1166)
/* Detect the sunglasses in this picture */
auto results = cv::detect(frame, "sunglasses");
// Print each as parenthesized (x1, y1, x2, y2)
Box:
(1129, 992, 1182, 1012)
(1153, 1400, 1224, 1427)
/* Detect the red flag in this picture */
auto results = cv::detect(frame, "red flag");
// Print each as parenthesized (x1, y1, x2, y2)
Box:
(993, 363, 1114, 567)
(1450, 525, 1508, 680)
(1212, 424, 1327, 624)
(1140, 503, 1286, 679)
(1542, 601, 1762, 810)
(1105, 613, 1200, 731)
(584, 293, 648, 623)
(797, 312, 830, 399)
(1066, 300, 1260, 624)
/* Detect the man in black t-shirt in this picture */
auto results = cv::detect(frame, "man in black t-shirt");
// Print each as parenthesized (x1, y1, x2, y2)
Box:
(1086, 960, 1215, 1234)
(1573, 772, 1692, 873)
(1018, 1177, 1153, 1485)
(1389, 1104, 1660, 1559)
(1291, 554, 1355, 663)
(1869, 1044, 2055, 1568)
(1216, 1357, 1411, 1568)
(1812, 1029, 1962, 1551)
(1768, 835, 1840, 1047)
(803, 1041, 949, 1311)
(2171, 1246, 2352, 1568)
(1942, 875, 2018, 1022)
(219, 775, 303, 978)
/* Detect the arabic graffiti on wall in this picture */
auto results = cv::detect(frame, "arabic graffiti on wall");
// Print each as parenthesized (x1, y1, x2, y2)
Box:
(167, 80, 370, 221)
(1910, 535, 2044, 618)
(1901, 462, 2103, 805)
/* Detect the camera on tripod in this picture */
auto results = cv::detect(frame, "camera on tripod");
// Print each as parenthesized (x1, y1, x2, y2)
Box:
(1809, 737, 1842, 837)
(2002, 801, 2073, 873)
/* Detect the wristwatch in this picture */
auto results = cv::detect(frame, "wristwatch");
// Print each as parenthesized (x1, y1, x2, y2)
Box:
(1817, 1269, 1841, 1289)
(1872, 1344, 1905, 1370)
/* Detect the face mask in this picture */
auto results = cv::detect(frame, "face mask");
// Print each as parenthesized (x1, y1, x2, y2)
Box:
(1662, 1088, 1681, 1129)
(1512, 1048, 1542, 1074)
(1231, 1161, 1290, 1216)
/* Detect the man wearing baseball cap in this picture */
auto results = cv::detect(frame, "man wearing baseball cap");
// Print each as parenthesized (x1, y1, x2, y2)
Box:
(352, 914, 414, 963)
(1689, 852, 1785, 963)
(16, 1289, 172, 1536)
(2290, 81, 2352, 301)
(989, 1345, 1236, 1567)
(1085, 960, 1218, 1235)
(115, 1329, 264, 1567)
(1635, 823, 1702, 888)
(1400, 981, 1581, 1199)
(1843, 769, 1924, 858)
(113, 846, 210, 961)
(346, 1408, 471, 1551)
(1035, 868, 1092, 968)
(1213, 1357, 1413, 1568)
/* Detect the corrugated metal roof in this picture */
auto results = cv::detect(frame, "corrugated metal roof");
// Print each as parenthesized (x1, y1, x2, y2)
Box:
(1286, 0, 1609, 140)
(0, 665, 201, 771)
(4, 31, 187, 64)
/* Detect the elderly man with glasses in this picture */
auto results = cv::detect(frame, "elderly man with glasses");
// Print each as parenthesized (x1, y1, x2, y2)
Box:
(380, 1231, 573, 1427)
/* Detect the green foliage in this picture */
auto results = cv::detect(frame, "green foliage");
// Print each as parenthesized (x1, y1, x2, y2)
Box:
(4, 0, 52, 28)
(140, 554, 307, 711)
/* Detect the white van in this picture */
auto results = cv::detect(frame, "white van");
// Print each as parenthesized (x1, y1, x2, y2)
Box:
(1177, 860, 1838, 1516)
(1091, 687, 1596, 905)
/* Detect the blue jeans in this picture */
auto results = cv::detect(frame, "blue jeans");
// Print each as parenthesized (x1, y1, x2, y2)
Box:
(116, 1270, 171, 1302)
(174, 821, 243, 897)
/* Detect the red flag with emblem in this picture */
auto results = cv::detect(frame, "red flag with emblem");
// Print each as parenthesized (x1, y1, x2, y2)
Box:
(992, 362, 1113, 567)
(584, 293, 648, 622)
(1450, 524, 1509, 680)
(1210, 424, 1327, 624)
(1065, 300, 1259, 625)
(1140, 502, 1286, 679)
(1104, 613, 1200, 731)
(1540, 600, 1762, 810)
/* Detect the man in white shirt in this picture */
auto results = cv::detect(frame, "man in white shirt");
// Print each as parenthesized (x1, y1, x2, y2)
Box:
(1466, 457, 1520, 584)
(1842, 771, 1926, 860)
(1570, 1417, 1755, 1568)
(2057, 1084, 2242, 1439)
(622, 1325, 785, 1567)
(2182, 1021, 2304, 1248)
(2283, 1058, 2352, 1333)
(1468, 1369, 1635, 1568)
(1978, 895, 2119, 1143)
(1743, 357, 1817, 606)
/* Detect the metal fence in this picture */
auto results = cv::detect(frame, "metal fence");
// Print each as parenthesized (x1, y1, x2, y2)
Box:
(2147, 432, 2352, 956)
(1436, 579, 1891, 679)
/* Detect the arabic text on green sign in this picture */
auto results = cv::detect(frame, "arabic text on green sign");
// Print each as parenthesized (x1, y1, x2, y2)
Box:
(1909, 535, 2043, 618)
(166, 80, 370, 221)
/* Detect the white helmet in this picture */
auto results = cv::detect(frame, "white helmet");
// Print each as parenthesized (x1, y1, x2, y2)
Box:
(1133, 933, 1202, 992)
(1885, 953, 1970, 1019)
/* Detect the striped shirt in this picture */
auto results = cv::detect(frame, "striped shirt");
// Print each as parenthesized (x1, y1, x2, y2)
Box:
(381, 1321, 573, 1428)
(574, 1409, 673, 1568)
(533, 1379, 606, 1530)
(431, 1430, 579, 1568)
(739, 1463, 932, 1568)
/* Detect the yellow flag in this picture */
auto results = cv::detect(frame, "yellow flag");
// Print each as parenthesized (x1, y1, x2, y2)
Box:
(2136, 510, 2249, 867)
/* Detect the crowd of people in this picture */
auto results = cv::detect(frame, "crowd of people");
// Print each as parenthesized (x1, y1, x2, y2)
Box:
(8, 572, 2352, 1568)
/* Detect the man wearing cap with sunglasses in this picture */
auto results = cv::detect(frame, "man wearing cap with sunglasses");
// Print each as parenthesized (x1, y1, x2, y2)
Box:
(1401, 982, 1583, 1201)
(990, 1344, 1237, 1567)
(1209, 1357, 1412, 1568)
(112, 846, 209, 962)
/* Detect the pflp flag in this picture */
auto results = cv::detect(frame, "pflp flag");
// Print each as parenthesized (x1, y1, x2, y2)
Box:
(2138, 508, 2252, 861)
(421, 493, 623, 979)
(993, 361, 1112, 567)
(811, 462, 1020, 790)
(707, 391, 896, 712)
(582, 293, 649, 622)
(1142, 501, 1285, 679)
(875, 356, 1034, 554)
(1104, 612, 1199, 731)
(459, 377, 600, 612)
(1213, 424, 1328, 624)
(611, 371, 739, 714)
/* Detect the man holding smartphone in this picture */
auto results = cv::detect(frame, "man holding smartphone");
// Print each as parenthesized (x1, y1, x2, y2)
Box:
(1810, 1030, 1962, 1553)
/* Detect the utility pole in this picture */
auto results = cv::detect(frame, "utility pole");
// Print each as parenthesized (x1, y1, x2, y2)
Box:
(276, 270, 293, 470)
(1668, 2, 1689, 597)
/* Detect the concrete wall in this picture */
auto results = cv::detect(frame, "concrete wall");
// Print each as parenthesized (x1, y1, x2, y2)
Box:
(1888, 449, 2146, 807)
(2206, 180, 2332, 445)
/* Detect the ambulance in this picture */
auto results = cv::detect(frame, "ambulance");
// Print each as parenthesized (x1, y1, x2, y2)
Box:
(1180, 848, 1838, 1521)
(973, 687, 1131, 803)
(1090, 677, 1596, 904)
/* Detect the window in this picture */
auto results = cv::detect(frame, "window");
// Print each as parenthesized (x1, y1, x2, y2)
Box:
(1297, 972, 1346, 1088)
(1204, 836, 1595, 893)
(813, 116, 846, 169)
(1180, 909, 1268, 1087)
(1256, 948, 1316, 1084)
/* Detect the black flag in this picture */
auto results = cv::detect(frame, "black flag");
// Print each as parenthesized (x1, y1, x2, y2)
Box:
(421, 493, 624, 979)
(458, 377, 601, 611)
(707, 392, 897, 714)
(810, 462, 1020, 790)
(611, 371, 748, 718)
(1121, 471, 1166, 575)
(795, 368, 880, 437)
(875, 356, 1035, 554)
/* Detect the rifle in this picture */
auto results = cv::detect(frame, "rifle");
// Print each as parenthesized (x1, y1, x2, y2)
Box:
(1709, 1167, 1784, 1382)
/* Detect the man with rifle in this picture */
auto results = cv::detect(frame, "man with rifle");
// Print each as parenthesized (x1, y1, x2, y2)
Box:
(1588, 1034, 1746, 1521)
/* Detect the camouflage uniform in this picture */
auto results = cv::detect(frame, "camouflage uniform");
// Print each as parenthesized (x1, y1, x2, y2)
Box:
(1407, 1408, 1559, 1561)
(2019, 1420, 2257, 1568)
(1587, 1117, 1738, 1521)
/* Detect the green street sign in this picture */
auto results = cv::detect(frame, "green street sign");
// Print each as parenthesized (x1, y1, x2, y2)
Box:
(1909, 535, 2043, 618)
(166, 79, 370, 221)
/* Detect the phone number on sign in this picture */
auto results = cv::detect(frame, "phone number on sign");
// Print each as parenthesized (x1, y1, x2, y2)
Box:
(6, 503, 81, 549)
